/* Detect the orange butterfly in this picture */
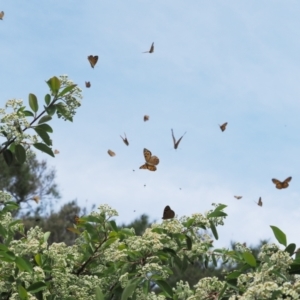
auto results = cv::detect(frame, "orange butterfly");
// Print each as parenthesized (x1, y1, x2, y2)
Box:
(272, 177, 292, 189)
(143, 42, 154, 53)
(162, 205, 175, 219)
(171, 129, 186, 149)
(144, 115, 149, 122)
(120, 133, 129, 146)
(87, 55, 98, 68)
(234, 196, 242, 200)
(219, 122, 228, 132)
(139, 148, 159, 171)
(85, 81, 91, 88)
(0, 11, 4, 20)
(107, 149, 116, 157)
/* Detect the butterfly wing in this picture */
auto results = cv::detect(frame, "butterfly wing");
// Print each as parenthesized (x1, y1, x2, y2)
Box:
(171, 129, 176, 148)
(143, 148, 152, 162)
(87, 55, 98, 68)
(175, 132, 186, 149)
(234, 196, 242, 200)
(272, 178, 283, 189)
(162, 205, 175, 219)
(139, 163, 156, 171)
(149, 42, 154, 53)
(120, 134, 129, 146)
(220, 122, 227, 132)
(0, 11, 4, 20)
(258, 197, 263, 206)
(107, 150, 116, 157)
(85, 81, 91, 88)
(282, 176, 292, 188)
(144, 115, 149, 121)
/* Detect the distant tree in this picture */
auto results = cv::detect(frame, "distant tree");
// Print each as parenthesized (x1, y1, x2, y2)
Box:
(0, 154, 60, 216)
(120, 214, 151, 236)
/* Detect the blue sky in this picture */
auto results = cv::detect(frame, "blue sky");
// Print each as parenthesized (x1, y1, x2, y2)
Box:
(1, 1, 300, 249)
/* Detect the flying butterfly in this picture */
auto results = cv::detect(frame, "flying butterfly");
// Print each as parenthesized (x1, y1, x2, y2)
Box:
(32, 196, 40, 204)
(234, 196, 242, 200)
(144, 115, 149, 122)
(107, 149, 116, 157)
(162, 205, 175, 220)
(87, 55, 98, 68)
(272, 177, 292, 189)
(219, 122, 228, 132)
(143, 42, 154, 53)
(54, 149, 60, 154)
(257, 197, 263, 207)
(171, 129, 186, 149)
(85, 81, 91, 88)
(139, 148, 159, 171)
(0, 11, 4, 20)
(120, 133, 129, 146)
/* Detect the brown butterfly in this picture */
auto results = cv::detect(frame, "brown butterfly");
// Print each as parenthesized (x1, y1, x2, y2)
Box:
(120, 133, 129, 146)
(143, 42, 154, 53)
(32, 196, 40, 204)
(0, 11, 4, 20)
(272, 177, 292, 189)
(87, 55, 98, 68)
(144, 115, 149, 122)
(107, 149, 116, 157)
(219, 122, 228, 132)
(139, 148, 159, 171)
(234, 196, 242, 200)
(162, 205, 175, 219)
(74, 215, 80, 224)
(54, 149, 60, 154)
(171, 129, 186, 149)
(85, 81, 91, 88)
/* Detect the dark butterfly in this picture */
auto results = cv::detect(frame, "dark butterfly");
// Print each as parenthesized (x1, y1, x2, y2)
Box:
(272, 177, 292, 189)
(0, 11, 4, 20)
(143, 42, 154, 53)
(257, 197, 262, 207)
(144, 115, 149, 122)
(171, 129, 186, 149)
(219, 122, 228, 132)
(162, 205, 175, 220)
(87, 55, 98, 68)
(120, 133, 129, 146)
(85, 81, 91, 88)
(234, 196, 242, 200)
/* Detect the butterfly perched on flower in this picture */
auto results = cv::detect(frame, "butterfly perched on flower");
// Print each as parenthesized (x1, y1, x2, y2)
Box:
(85, 81, 91, 88)
(272, 177, 292, 189)
(143, 42, 154, 53)
(139, 148, 159, 171)
(107, 149, 116, 157)
(0, 11, 4, 20)
(234, 196, 242, 200)
(171, 129, 186, 149)
(162, 205, 175, 219)
(144, 115, 149, 122)
(120, 133, 129, 146)
(219, 122, 228, 132)
(87, 55, 98, 68)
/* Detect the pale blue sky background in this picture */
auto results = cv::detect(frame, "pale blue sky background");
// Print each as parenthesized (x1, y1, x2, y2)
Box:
(1, 1, 300, 248)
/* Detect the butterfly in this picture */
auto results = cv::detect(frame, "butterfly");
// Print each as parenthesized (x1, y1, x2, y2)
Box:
(162, 205, 175, 219)
(171, 129, 186, 149)
(32, 196, 40, 204)
(234, 196, 242, 200)
(143, 42, 154, 53)
(74, 215, 80, 224)
(144, 115, 149, 122)
(0, 11, 4, 20)
(87, 55, 98, 68)
(219, 122, 228, 132)
(85, 81, 91, 88)
(107, 149, 116, 157)
(120, 133, 129, 146)
(54, 149, 60, 154)
(257, 197, 263, 207)
(139, 148, 159, 171)
(272, 177, 292, 189)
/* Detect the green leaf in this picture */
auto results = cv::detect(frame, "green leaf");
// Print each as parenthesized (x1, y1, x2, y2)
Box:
(207, 211, 227, 218)
(270, 225, 287, 246)
(46, 76, 61, 95)
(285, 243, 296, 256)
(23, 110, 34, 117)
(27, 282, 47, 293)
(17, 285, 28, 300)
(15, 144, 26, 164)
(38, 115, 52, 124)
(35, 124, 53, 133)
(56, 103, 72, 121)
(182, 255, 188, 272)
(95, 287, 105, 300)
(44, 94, 51, 105)
(185, 235, 192, 250)
(214, 204, 227, 211)
(34, 253, 42, 266)
(33, 143, 54, 157)
(154, 280, 173, 298)
(29, 93, 39, 113)
(121, 281, 137, 300)
(45, 104, 56, 116)
(15, 256, 33, 273)
(209, 220, 218, 240)
(141, 280, 149, 296)
(34, 128, 52, 146)
(243, 252, 256, 267)
(0, 250, 16, 262)
(109, 220, 118, 232)
(58, 84, 77, 97)
(3, 149, 14, 166)
(44, 232, 51, 242)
